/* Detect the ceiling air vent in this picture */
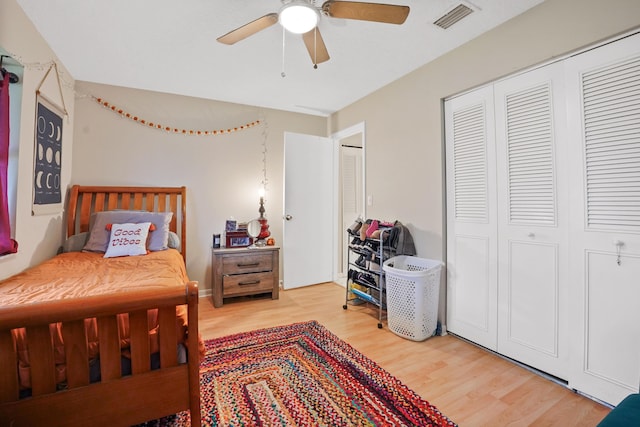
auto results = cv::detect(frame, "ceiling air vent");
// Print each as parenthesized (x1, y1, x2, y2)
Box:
(433, 3, 474, 29)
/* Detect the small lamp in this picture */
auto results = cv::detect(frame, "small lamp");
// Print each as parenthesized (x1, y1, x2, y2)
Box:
(257, 189, 270, 246)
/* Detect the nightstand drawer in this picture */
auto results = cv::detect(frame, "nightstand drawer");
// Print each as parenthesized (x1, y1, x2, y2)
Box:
(212, 246, 280, 307)
(221, 252, 273, 275)
(223, 272, 274, 296)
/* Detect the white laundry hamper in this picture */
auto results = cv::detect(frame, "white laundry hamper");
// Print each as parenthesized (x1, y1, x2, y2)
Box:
(382, 256, 443, 341)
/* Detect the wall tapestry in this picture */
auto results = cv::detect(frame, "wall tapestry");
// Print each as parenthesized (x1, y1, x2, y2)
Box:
(32, 93, 63, 215)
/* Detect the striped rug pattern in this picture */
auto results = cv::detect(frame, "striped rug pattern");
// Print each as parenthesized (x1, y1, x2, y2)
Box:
(153, 320, 455, 426)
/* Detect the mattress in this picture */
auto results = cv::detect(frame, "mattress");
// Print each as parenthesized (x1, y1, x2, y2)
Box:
(0, 249, 200, 389)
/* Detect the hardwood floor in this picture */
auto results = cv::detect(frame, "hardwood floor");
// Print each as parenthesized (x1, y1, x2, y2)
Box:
(198, 282, 610, 426)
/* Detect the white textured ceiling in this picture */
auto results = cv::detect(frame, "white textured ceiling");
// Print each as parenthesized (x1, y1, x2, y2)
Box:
(17, 0, 544, 116)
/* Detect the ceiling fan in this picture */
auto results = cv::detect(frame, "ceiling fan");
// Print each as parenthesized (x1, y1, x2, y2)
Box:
(216, 0, 410, 68)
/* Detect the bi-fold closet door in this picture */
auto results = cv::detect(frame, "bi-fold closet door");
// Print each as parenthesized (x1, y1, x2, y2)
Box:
(565, 34, 640, 406)
(445, 32, 640, 406)
(493, 62, 570, 380)
(445, 62, 569, 380)
(444, 85, 499, 352)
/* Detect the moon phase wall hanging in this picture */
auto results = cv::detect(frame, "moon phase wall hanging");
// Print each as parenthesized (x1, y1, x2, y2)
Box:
(32, 94, 63, 215)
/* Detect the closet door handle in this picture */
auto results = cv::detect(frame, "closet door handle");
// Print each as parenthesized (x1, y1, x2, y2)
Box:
(614, 240, 624, 266)
(528, 232, 535, 238)
(285, 214, 293, 221)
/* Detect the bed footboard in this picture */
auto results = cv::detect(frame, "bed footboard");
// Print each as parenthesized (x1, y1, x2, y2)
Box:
(0, 282, 201, 427)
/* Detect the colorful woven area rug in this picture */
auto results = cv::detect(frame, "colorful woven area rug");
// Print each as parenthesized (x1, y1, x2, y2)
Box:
(151, 320, 455, 426)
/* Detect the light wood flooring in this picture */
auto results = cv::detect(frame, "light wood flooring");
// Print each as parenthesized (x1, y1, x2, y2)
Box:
(198, 282, 610, 426)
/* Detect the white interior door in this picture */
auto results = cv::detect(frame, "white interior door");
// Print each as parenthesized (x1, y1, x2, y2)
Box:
(565, 33, 640, 406)
(283, 132, 334, 289)
(493, 62, 569, 380)
(445, 85, 499, 351)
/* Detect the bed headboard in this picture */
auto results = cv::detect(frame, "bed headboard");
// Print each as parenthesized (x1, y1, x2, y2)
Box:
(66, 185, 187, 260)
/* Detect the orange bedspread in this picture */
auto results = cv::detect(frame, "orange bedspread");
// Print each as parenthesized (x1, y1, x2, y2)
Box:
(0, 249, 201, 389)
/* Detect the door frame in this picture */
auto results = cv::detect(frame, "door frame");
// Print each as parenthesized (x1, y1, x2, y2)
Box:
(331, 122, 366, 284)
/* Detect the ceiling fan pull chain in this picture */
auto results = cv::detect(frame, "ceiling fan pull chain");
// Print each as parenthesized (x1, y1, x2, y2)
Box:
(281, 26, 286, 78)
(313, 28, 318, 69)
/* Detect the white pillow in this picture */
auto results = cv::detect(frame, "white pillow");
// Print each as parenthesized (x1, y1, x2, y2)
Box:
(62, 232, 89, 253)
(84, 210, 173, 253)
(104, 222, 152, 258)
(167, 231, 181, 251)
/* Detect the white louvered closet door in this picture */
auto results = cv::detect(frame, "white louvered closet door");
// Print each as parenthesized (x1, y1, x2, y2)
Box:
(493, 63, 570, 380)
(445, 86, 499, 350)
(565, 33, 640, 406)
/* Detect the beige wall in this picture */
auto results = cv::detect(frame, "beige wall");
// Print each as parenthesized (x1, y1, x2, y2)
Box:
(0, 0, 76, 279)
(71, 82, 326, 290)
(331, 0, 640, 262)
(3, 0, 640, 294)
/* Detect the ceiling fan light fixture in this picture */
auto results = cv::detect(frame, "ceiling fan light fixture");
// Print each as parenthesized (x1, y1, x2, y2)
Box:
(279, 1, 319, 34)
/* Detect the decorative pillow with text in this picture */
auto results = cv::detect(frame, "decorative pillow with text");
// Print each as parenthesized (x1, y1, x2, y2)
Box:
(83, 210, 173, 253)
(104, 222, 152, 258)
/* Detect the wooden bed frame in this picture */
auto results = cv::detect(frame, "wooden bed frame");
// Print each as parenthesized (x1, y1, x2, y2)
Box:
(0, 185, 201, 427)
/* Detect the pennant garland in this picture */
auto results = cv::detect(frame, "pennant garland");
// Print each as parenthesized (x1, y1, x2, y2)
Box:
(92, 96, 260, 136)
(1, 51, 262, 136)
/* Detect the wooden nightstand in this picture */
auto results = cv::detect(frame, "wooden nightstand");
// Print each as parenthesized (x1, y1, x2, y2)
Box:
(211, 246, 280, 307)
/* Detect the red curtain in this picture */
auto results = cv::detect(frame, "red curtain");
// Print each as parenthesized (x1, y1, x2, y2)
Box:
(0, 72, 18, 255)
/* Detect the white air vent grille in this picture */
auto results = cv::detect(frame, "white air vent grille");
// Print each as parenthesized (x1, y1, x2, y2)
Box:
(434, 3, 474, 29)
(453, 103, 488, 222)
(505, 83, 557, 225)
(582, 56, 640, 231)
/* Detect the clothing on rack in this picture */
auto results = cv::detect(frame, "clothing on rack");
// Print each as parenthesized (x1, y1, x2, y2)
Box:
(346, 217, 417, 256)
(386, 221, 416, 256)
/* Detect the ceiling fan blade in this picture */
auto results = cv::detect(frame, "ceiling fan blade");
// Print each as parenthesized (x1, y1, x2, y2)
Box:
(302, 28, 330, 66)
(217, 13, 278, 45)
(322, 1, 409, 24)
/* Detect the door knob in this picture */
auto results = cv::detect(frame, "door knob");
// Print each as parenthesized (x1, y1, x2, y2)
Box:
(285, 214, 293, 221)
